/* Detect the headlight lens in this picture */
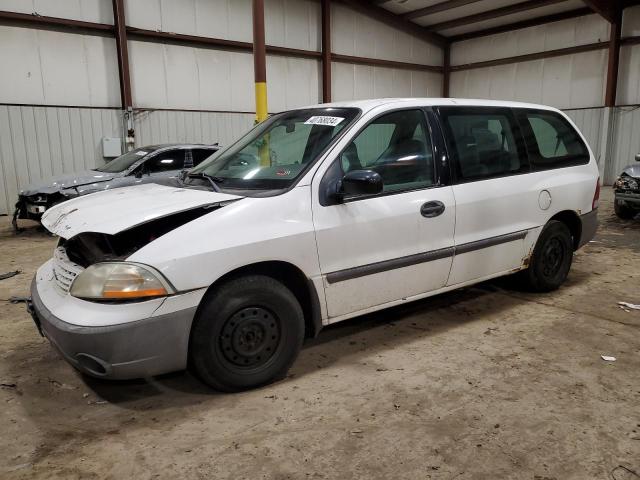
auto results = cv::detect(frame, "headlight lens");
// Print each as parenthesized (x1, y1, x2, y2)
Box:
(70, 262, 173, 300)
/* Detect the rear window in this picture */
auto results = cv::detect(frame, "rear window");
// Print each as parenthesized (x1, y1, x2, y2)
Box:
(517, 110, 589, 170)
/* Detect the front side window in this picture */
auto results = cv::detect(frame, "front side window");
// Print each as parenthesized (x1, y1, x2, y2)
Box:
(340, 109, 435, 193)
(189, 108, 359, 190)
(95, 147, 158, 173)
(144, 150, 185, 173)
(440, 107, 527, 182)
(517, 110, 589, 170)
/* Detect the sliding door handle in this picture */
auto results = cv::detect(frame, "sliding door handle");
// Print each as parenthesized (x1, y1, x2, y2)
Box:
(420, 201, 445, 218)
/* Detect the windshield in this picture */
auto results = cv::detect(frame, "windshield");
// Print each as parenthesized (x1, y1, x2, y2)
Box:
(188, 108, 359, 190)
(95, 147, 156, 173)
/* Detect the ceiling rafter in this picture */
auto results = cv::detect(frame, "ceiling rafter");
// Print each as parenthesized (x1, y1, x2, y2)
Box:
(425, 0, 568, 32)
(403, 0, 485, 20)
(449, 7, 593, 42)
(336, 0, 448, 46)
(581, 0, 618, 22)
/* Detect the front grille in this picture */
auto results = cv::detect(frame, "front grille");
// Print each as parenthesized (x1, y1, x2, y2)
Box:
(52, 247, 84, 293)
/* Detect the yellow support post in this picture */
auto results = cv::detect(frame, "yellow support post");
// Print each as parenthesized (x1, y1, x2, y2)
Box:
(252, 0, 269, 165)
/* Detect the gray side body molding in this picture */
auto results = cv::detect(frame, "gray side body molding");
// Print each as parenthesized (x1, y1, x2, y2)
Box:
(325, 229, 529, 284)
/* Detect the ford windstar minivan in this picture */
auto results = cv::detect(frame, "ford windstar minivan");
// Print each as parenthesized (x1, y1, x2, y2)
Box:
(29, 98, 599, 391)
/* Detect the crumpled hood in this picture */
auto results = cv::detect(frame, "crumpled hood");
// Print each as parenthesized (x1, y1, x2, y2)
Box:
(621, 163, 640, 178)
(42, 183, 242, 238)
(20, 170, 118, 196)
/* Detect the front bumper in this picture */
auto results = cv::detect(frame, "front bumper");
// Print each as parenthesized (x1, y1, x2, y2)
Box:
(615, 191, 640, 208)
(29, 268, 202, 380)
(15, 195, 49, 222)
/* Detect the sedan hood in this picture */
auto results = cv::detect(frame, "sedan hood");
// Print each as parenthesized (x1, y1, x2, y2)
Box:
(621, 163, 640, 178)
(42, 183, 242, 238)
(20, 170, 118, 196)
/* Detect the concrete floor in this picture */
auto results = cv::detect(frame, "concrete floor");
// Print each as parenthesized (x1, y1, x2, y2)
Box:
(1, 188, 639, 480)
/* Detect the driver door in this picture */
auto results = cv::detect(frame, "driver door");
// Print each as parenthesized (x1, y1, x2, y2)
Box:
(312, 109, 456, 320)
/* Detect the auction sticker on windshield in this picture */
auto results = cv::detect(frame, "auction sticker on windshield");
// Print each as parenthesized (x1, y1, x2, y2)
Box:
(304, 116, 344, 127)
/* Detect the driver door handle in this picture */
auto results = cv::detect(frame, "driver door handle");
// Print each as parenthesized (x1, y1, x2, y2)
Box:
(420, 201, 445, 218)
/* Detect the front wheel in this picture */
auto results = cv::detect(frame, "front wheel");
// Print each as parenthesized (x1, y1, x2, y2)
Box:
(519, 220, 573, 292)
(614, 199, 636, 220)
(189, 275, 304, 392)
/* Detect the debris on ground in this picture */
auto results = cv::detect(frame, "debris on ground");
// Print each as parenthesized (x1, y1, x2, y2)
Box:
(0, 270, 20, 281)
(1, 382, 17, 389)
(601, 355, 617, 362)
(8, 296, 30, 304)
(48, 379, 76, 390)
(618, 301, 640, 311)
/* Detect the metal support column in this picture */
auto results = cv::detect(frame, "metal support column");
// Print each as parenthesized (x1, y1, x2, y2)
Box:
(112, 0, 134, 152)
(321, 0, 332, 103)
(252, 0, 268, 123)
(605, 8, 622, 107)
(442, 43, 451, 98)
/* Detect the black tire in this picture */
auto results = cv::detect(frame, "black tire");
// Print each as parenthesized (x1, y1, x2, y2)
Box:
(519, 220, 573, 292)
(189, 275, 304, 392)
(614, 199, 636, 220)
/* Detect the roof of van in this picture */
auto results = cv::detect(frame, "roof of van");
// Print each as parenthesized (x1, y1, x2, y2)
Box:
(297, 98, 560, 114)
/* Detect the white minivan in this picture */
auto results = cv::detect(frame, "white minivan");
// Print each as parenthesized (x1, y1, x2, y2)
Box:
(29, 98, 599, 391)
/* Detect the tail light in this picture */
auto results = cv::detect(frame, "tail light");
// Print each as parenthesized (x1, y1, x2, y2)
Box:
(592, 176, 600, 210)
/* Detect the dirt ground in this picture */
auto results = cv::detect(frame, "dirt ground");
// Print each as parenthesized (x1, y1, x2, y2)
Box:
(1, 188, 639, 480)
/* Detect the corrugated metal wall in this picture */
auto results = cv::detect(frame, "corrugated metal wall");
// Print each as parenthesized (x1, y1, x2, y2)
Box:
(0, 0, 113, 24)
(0, 25, 121, 108)
(332, 64, 442, 101)
(450, 14, 610, 110)
(610, 107, 640, 183)
(564, 108, 604, 177)
(133, 110, 254, 148)
(331, 2, 442, 66)
(450, 49, 607, 110)
(125, 0, 320, 50)
(0, 106, 122, 215)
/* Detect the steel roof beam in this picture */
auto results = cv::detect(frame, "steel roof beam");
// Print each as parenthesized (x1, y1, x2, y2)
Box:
(426, 0, 568, 32)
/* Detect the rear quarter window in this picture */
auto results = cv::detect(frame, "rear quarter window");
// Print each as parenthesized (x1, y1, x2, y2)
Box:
(517, 110, 590, 171)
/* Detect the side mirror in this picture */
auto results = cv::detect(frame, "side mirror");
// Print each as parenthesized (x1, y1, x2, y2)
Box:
(134, 168, 143, 179)
(336, 170, 383, 199)
(635, 153, 640, 162)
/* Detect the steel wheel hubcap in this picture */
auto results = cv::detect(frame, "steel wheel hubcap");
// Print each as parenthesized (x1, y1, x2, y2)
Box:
(220, 307, 280, 367)
(542, 237, 565, 277)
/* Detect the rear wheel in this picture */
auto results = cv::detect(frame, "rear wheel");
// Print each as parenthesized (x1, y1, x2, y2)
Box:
(189, 275, 304, 392)
(614, 199, 636, 220)
(519, 221, 573, 292)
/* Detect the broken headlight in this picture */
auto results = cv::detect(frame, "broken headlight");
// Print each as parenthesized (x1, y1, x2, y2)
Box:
(70, 262, 175, 301)
(615, 174, 639, 191)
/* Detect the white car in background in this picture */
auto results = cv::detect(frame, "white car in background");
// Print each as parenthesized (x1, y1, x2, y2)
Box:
(29, 98, 600, 391)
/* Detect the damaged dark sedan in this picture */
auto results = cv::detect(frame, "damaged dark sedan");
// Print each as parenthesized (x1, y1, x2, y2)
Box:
(13, 143, 218, 229)
(613, 153, 640, 219)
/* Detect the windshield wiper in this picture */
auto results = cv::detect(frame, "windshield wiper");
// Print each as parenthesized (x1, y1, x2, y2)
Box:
(187, 172, 225, 192)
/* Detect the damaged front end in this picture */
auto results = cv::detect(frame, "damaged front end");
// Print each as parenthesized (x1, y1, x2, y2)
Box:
(49, 202, 233, 299)
(61, 205, 220, 268)
(13, 191, 75, 231)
